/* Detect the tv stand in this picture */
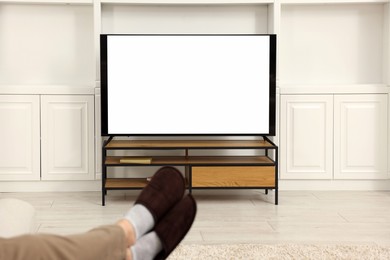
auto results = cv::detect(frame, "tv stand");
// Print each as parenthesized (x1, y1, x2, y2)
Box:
(102, 137, 278, 205)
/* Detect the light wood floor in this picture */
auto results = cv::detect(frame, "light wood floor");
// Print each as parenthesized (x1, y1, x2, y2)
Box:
(1, 190, 390, 246)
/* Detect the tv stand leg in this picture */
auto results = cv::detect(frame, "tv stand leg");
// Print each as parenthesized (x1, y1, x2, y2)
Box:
(102, 139, 109, 206)
(188, 166, 192, 194)
(275, 189, 278, 205)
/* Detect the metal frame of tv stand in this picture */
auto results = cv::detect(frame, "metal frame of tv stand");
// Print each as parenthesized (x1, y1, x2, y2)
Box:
(101, 136, 278, 206)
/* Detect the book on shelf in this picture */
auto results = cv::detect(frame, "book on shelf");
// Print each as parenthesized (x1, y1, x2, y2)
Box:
(119, 157, 152, 164)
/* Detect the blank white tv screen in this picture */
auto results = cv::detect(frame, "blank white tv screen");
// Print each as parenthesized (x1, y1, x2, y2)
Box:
(101, 34, 276, 136)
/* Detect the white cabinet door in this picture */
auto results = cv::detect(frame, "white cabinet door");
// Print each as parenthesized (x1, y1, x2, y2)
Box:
(0, 95, 40, 180)
(280, 95, 333, 179)
(41, 95, 94, 180)
(334, 94, 388, 179)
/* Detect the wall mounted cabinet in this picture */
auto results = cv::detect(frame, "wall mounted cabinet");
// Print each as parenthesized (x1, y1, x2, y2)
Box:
(0, 93, 95, 181)
(278, 0, 390, 183)
(0, 0, 96, 183)
(281, 94, 388, 180)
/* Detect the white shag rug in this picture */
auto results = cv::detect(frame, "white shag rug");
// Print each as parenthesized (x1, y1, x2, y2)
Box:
(168, 244, 390, 259)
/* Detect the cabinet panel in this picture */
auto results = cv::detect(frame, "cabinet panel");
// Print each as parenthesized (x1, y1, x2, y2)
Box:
(334, 95, 388, 179)
(41, 95, 94, 180)
(0, 95, 40, 180)
(192, 166, 275, 187)
(280, 95, 333, 179)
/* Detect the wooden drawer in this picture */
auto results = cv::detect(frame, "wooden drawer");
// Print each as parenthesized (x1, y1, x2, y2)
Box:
(191, 166, 275, 187)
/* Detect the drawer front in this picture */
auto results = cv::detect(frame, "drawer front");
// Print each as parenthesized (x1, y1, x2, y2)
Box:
(191, 166, 275, 187)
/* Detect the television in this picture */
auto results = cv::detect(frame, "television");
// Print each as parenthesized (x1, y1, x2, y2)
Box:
(100, 34, 276, 136)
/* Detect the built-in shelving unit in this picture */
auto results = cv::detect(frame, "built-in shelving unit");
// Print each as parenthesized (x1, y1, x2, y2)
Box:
(277, 0, 389, 182)
(0, 0, 389, 191)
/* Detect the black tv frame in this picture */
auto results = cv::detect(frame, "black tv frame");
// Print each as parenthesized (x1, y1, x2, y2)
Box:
(100, 34, 277, 137)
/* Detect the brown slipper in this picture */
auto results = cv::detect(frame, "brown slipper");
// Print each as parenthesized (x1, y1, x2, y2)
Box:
(135, 166, 186, 223)
(154, 194, 197, 260)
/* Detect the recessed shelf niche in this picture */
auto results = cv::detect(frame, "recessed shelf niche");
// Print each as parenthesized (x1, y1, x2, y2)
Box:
(0, 3, 94, 86)
(279, 3, 387, 86)
(101, 4, 271, 34)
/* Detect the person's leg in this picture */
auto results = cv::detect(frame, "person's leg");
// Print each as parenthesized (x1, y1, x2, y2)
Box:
(118, 166, 187, 258)
(130, 194, 197, 260)
(0, 167, 191, 260)
(153, 194, 197, 260)
(116, 219, 137, 259)
(123, 166, 186, 260)
(0, 224, 130, 260)
(123, 204, 154, 241)
(122, 167, 196, 260)
(116, 218, 137, 248)
(130, 231, 162, 260)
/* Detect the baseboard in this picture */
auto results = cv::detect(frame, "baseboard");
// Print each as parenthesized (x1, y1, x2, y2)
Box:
(0, 179, 389, 193)
(279, 179, 390, 191)
(0, 181, 101, 192)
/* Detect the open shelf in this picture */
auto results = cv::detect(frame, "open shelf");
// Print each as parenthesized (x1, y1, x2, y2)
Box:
(101, 3, 270, 34)
(100, 0, 274, 3)
(0, 3, 94, 86)
(105, 156, 274, 166)
(105, 139, 275, 149)
(105, 178, 147, 189)
(279, 3, 387, 86)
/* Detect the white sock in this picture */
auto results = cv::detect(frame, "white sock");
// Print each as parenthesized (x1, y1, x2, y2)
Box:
(124, 204, 155, 239)
(131, 232, 163, 260)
